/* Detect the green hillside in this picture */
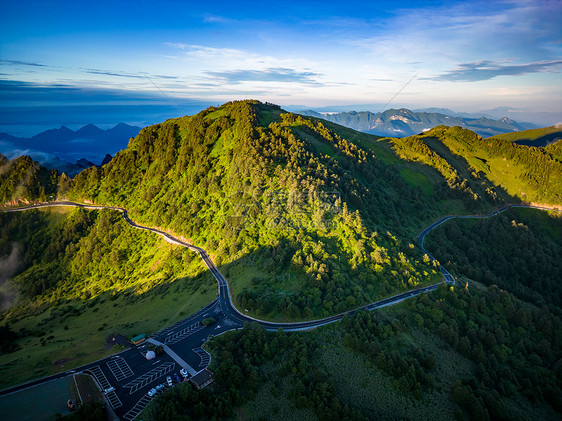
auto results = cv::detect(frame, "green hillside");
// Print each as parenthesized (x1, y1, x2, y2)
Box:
(0, 207, 215, 387)
(491, 126, 562, 145)
(0, 154, 59, 204)
(383, 125, 562, 206)
(2, 102, 561, 323)
(1, 101, 562, 417)
(142, 206, 562, 421)
(425, 207, 562, 307)
(63, 101, 450, 321)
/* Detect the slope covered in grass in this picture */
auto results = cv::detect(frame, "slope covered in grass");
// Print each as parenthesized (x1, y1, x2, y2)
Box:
(0, 207, 215, 388)
(491, 126, 562, 147)
(386, 125, 562, 206)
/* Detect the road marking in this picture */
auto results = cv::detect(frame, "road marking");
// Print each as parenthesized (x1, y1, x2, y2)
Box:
(164, 322, 203, 345)
(106, 390, 123, 409)
(192, 347, 211, 368)
(85, 366, 122, 409)
(86, 366, 111, 390)
(123, 394, 153, 421)
(122, 362, 175, 395)
(107, 356, 134, 382)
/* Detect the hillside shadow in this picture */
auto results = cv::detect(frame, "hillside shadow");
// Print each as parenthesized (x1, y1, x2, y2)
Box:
(211, 233, 443, 324)
(512, 131, 562, 147)
(420, 136, 521, 207)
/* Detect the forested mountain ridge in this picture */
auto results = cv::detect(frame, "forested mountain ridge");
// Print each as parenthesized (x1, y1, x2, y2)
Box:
(63, 101, 445, 320)
(2, 101, 561, 320)
(2, 101, 562, 419)
(0, 154, 59, 204)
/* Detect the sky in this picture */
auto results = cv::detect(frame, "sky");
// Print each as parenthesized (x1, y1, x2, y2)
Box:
(1, 0, 561, 134)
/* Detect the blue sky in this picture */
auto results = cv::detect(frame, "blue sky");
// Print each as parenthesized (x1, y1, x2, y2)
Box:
(1, 0, 561, 133)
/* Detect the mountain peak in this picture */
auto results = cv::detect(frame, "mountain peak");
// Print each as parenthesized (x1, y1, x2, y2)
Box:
(75, 124, 104, 136)
(112, 122, 132, 129)
(299, 108, 536, 138)
(101, 154, 113, 166)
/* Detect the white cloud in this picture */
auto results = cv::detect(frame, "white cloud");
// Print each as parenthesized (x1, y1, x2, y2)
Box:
(178, 45, 316, 71)
(165, 42, 188, 50)
(428, 59, 562, 82)
(202, 14, 231, 23)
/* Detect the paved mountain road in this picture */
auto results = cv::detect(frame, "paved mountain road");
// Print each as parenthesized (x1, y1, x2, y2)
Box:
(1, 201, 559, 419)
(2, 201, 455, 331)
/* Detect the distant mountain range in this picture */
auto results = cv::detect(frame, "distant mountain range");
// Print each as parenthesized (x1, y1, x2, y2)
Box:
(0, 123, 141, 176)
(299, 108, 536, 138)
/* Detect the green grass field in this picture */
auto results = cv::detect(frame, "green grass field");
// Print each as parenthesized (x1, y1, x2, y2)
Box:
(0, 273, 216, 389)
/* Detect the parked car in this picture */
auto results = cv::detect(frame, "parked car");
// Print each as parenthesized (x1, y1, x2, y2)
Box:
(166, 376, 173, 387)
(155, 384, 165, 393)
(173, 373, 181, 383)
(148, 388, 157, 397)
(180, 368, 188, 378)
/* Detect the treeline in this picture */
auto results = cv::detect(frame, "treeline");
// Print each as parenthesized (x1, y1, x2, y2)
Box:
(486, 134, 562, 204)
(389, 128, 487, 208)
(389, 125, 562, 207)
(429, 125, 561, 205)
(0, 154, 59, 204)
(425, 209, 562, 308)
(0, 208, 204, 322)
(279, 112, 446, 228)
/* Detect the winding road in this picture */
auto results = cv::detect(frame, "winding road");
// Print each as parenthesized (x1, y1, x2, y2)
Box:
(1, 200, 559, 419)
(2, 201, 456, 331)
(4, 201, 559, 331)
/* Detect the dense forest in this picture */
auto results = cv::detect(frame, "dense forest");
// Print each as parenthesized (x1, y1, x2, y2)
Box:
(144, 281, 562, 420)
(425, 208, 562, 309)
(59, 101, 452, 320)
(0, 208, 206, 308)
(142, 209, 562, 420)
(0, 154, 59, 204)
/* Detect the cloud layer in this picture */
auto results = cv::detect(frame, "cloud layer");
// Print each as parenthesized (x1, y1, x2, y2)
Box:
(1, 0, 561, 120)
(429, 59, 562, 82)
(206, 68, 321, 85)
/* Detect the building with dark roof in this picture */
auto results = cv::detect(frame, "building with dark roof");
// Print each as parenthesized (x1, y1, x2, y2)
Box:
(190, 369, 214, 389)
